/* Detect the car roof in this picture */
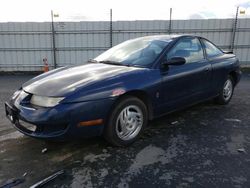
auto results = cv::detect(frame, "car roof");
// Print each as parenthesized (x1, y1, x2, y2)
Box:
(136, 34, 198, 42)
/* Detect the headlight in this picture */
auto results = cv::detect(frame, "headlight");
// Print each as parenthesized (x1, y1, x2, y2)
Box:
(12, 90, 21, 100)
(13, 90, 29, 108)
(30, 95, 64, 107)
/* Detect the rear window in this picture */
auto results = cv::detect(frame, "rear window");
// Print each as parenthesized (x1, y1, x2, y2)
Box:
(202, 39, 223, 58)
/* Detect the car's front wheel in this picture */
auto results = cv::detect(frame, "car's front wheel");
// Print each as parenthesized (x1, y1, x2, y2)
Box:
(104, 96, 148, 146)
(215, 75, 234, 105)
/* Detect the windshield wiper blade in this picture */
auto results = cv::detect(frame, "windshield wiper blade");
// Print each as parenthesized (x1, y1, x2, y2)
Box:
(99, 60, 124, 66)
(87, 59, 99, 63)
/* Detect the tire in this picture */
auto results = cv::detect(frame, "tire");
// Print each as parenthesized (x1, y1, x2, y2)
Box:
(104, 96, 148, 147)
(215, 75, 234, 105)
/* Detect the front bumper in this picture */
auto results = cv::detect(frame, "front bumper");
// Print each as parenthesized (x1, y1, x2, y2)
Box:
(5, 98, 115, 140)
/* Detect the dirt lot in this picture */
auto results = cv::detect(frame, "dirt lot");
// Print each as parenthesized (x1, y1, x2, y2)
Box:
(0, 73, 250, 188)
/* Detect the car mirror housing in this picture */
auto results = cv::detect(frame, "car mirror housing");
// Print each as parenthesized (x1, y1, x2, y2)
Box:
(162, 57, 186, 67)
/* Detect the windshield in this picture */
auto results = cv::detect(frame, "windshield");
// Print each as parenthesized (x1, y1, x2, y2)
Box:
(94, 38, 169, 67)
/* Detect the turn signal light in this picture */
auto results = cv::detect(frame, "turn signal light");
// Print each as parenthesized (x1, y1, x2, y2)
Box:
(77, 119, 103, 127)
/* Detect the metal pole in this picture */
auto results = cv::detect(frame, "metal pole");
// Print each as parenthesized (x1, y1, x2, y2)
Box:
(169, 8, 172, 34)
(110, 9, 113, 48)
(51, 10, 57, 68)
(230, 6, 239, 52)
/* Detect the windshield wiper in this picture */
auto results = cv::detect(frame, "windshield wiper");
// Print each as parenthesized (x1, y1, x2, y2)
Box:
(87, 59, 99, 63)
(89, 60, 130, 67)
(99, 60, 126, 66)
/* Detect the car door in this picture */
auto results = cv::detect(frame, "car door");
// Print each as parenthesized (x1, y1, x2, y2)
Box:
(159, 36, 212, 113)
(200, 38, 227, 95)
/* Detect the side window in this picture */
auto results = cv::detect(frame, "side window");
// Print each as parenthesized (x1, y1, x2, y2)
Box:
(202, 39, 223, 58)
(167, 37, 204, 64)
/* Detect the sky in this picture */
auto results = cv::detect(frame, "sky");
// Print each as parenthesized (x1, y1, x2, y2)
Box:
(0, 0, 249, 22)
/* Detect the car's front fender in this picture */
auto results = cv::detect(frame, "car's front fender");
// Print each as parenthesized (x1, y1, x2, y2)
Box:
(62, 68, 161, 103)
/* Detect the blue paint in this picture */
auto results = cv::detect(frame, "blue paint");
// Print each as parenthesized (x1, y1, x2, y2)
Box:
(5, 35, 241, 140)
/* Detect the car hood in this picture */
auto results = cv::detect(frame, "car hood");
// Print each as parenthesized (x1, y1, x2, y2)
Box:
(23, 63, 141, 97)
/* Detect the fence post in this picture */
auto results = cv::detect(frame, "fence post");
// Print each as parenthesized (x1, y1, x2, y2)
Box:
(51, 10, 57, 69)
(230, 6, 239, 52)
(169, 8, 172, 34)
(110, 9, 113, 48)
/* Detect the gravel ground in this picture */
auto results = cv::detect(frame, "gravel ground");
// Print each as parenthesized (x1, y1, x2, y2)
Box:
(0, 73, 250, 188)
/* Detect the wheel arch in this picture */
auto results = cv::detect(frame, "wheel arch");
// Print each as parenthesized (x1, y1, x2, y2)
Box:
(229, 71, 238, 86)
(112, 90, 154, 120)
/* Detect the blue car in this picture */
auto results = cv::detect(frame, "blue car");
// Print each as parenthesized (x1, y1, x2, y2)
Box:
(5, 35, 241, 146)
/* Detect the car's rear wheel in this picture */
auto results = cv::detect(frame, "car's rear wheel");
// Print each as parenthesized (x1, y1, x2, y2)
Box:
(104, 96, 148, 146)
(215, 75, 234, 105)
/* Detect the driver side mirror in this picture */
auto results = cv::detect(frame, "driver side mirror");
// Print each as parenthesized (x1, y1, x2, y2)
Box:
(162, 57, 186, 67)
